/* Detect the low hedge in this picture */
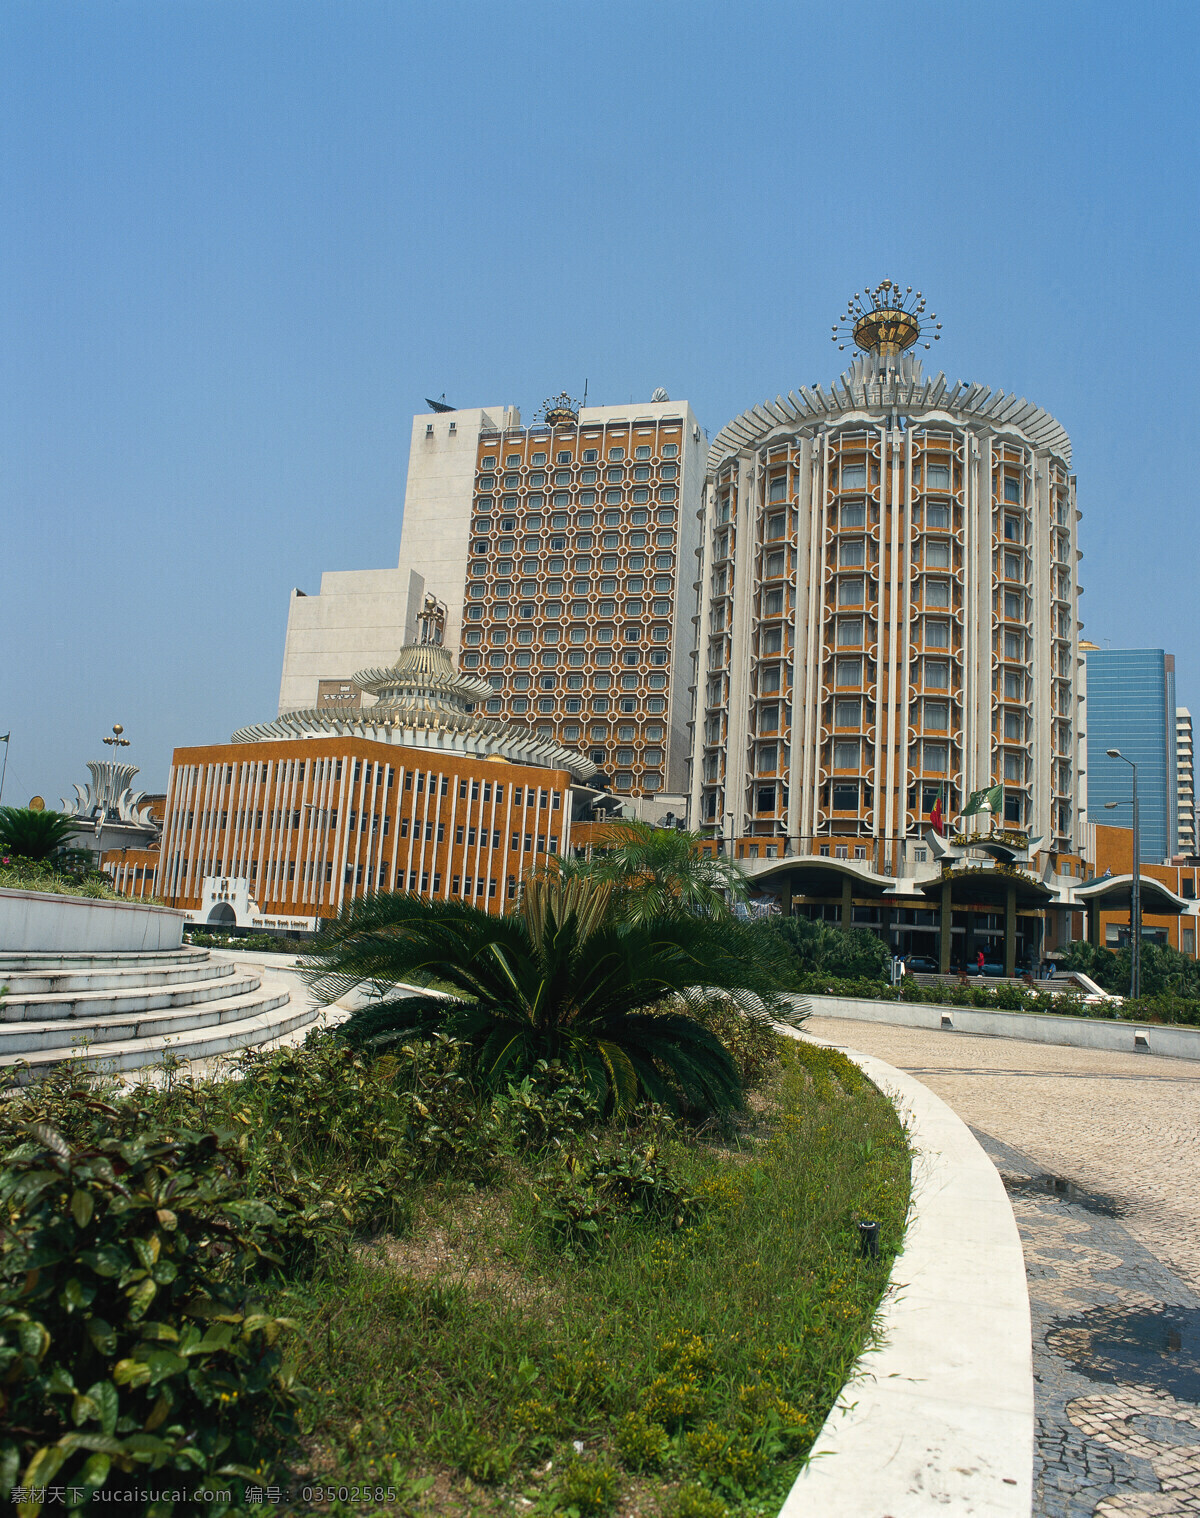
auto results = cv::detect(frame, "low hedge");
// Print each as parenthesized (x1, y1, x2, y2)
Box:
(795, 973, 1200, 1028)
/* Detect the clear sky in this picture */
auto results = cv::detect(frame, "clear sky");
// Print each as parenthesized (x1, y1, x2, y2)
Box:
(2, 0, 1197, 807)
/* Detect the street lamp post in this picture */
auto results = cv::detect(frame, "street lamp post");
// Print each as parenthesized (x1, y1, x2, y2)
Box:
(1106, 749, 1140, 999)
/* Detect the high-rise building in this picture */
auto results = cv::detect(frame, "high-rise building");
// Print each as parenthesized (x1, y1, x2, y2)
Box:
(1083, 647, 1178, 866)
(1178, 708, 1195, 859)
(690, 282, 1083, 874)
(278, 393, 705, 814)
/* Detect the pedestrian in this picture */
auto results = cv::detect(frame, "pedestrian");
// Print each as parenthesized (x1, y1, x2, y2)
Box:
(977, 948, 985, 974)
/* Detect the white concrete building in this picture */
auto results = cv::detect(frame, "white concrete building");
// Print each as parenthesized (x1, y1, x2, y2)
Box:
(690, 284, 1084, 875)
(276, 395, 704, 812)
(1177, 707, 1195, 858)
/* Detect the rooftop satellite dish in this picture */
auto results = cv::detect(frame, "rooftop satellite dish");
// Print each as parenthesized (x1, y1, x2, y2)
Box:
(425, 394, 455, 413)
(651, 387, 669, 402)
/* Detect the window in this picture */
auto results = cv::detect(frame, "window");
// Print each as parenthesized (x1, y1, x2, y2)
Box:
(924, 701, 948, 730)
(756, 784, 777, 812)
(926, 502, 951, 530)
(760, 666, 781, 693)
(927, 462, 951, 491)
(925, 620, 949, 649)
(925, 659, 949, 689)
(923, 743, 948, 773)
(1004, 630, 1023, 660)
(1004, 590, 1022, 619)
(1004, 670, 1023, 700)
(836, 657, 862, 686)
(583, 449, 598, 463)
(764, 588, 783, 615)
(841, 463, 866, 489)
(608, 447, 625, 461)
(758, 744, 778, 772)
(1003, 753, 1023, 781)
(765, 550, 785, 577)
(925, 579, 950, 608)
(1004, 711, 1022, 741)
(1003, 475, 1021, 503)
(767, 512, 786, 539)
(833, 740, 859, 769)
(662, 442, 678, 457)
(835, 698, 861, 727)
(839, 538, 865, 566)
(839, 500, 866, 528)
(926, 539, 950, 568)
(837, 617, 863, 647)
(762, 626, 783, 654)
(838, 577, 864, 606)
(635, 445, 651, 460)
(768, 475, 787, 502)
(1004, 516, 1021, 542)
(759, 703, 780, 731)
(832, 782, 859, 810)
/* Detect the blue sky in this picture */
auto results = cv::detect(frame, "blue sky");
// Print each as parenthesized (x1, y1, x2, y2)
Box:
(2, 0, 1198, 805)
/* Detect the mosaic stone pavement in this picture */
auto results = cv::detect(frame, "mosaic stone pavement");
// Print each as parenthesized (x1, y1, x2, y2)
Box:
(804, 1017, 1200, 1517)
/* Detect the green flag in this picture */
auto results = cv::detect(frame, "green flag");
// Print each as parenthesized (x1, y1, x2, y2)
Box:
(962, 783, 1004, 818)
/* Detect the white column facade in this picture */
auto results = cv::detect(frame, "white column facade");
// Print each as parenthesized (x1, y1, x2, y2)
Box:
(691, 357, 1082, 870)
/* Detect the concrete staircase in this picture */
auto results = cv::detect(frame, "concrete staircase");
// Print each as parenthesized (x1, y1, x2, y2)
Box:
(0, 947, 319, 1079)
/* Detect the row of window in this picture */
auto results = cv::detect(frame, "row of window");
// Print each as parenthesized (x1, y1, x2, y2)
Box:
(479, 464, 680, 490)
(476, 489, 679, 513)
(480, 442, 679, 470)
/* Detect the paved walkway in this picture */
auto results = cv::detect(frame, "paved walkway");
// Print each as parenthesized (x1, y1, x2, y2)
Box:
(806, 1017, 1200, 1517)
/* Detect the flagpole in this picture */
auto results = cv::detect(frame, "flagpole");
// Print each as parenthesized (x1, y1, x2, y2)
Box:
(0, 733, 9, 807)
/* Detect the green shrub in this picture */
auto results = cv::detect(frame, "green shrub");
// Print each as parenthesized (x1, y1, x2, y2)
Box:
(664, 1483, 730, 1518)
(498, 1060, 602, 1153)
(0, 1122, 304, 1508)
(535, 1140, 698, 1256)
(554, 1455, 620, 1516)
(757, 917, 890, 983)
(612, 1409, 670, 1471)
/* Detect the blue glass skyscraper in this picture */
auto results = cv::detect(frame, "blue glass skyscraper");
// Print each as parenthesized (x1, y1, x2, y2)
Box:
(1085, 647, 1178, 864)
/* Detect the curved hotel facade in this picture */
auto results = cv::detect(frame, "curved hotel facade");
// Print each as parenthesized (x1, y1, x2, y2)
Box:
(689, 288, 1084, 881)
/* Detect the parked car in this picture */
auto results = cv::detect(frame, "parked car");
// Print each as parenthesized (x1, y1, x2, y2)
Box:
(903, 955, 940, 974)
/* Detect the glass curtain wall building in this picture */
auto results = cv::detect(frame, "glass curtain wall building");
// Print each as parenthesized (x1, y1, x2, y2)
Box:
(1084, 647, 1178, 864)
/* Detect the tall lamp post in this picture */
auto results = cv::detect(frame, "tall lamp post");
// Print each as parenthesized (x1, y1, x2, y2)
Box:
(1106, 748, 1140, 999)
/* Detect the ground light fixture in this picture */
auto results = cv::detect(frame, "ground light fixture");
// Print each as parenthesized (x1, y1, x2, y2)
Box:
(857, 1219, 881, 1260)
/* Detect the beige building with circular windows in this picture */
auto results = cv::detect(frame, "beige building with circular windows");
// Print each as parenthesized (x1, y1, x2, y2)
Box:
(689, 288, 1083, 882)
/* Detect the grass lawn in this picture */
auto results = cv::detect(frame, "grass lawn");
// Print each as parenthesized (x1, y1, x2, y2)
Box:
(1, 1022, 908, 1518)
(275, 1036, 910, 1518)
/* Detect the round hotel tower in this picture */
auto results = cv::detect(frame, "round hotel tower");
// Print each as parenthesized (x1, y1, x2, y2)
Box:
(689, 283, 1082, 878)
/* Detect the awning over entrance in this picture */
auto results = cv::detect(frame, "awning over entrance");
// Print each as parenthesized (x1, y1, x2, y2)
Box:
(1074, 874, 1196, 917)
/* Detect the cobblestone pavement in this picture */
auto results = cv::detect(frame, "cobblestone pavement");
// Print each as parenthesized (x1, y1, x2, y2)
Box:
(804, 1017, 1200, 1517)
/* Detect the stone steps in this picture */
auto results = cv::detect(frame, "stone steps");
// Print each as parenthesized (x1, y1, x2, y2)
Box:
(0, 949, 319, 1080)
(0, 947, 209, 973)
(1, 960, 236, 995)
(0, 981, 292, 1054)
(0, 972, 262, 1024)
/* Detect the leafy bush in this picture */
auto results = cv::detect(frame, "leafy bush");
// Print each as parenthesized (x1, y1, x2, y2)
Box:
(534, 1139, 698, 1256)
(612, 1410, 670, 1471)
(0, 1122, 304, 1508)
(0, 856, 122, 901)
(664, 1485, 730, 1518)
(757, 916, 890, 984)
(554, 1455, 621, 1516)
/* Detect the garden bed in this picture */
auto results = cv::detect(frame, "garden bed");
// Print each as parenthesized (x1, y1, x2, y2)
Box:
(0, 1025, 910, 1517)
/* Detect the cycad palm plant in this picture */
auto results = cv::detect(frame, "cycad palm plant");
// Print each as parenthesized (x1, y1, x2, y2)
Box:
(576, 819, 748, 924)
(0, 807, 79, 862)
(305, 874, 783, 1115)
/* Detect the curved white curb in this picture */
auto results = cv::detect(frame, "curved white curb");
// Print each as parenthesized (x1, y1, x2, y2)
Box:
(778, 1029, 1033, 1517)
